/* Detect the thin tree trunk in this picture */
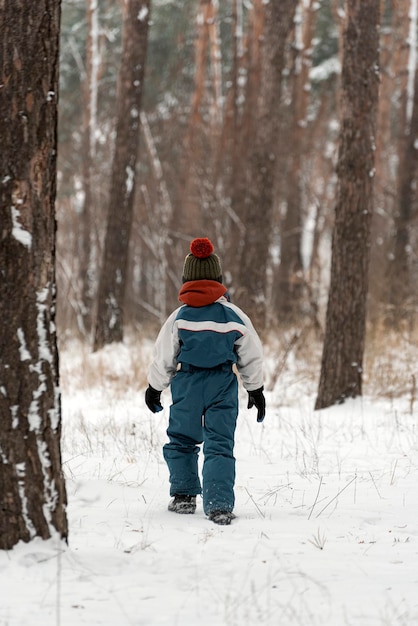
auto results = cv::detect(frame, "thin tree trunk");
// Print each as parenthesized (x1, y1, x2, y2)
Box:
(370, 5, 397, 313)
(178, 0, 219, 236)
(207, 0, 223, 130)
(387, 1, 418, 322)
(220, 0, 263, 280)
(388, 66, 418, 319)
(306, 75, 338, 304)
(79, 0, 100, 335)
(140, 112, 173, 321)
(93, 0, 150, 351)
(275, 0, 318, 323)
(234, 0, 297, 330)
(315, 0, 381, 410)
(0, 0, 68, 549)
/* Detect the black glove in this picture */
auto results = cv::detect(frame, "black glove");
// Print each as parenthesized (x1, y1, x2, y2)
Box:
(247, 386, 266, 423)
(145, 385, 163, 413)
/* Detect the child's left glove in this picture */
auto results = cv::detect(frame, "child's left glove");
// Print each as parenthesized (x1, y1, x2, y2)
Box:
(247, 387, 266, 423)
(145, 385, 163, 413)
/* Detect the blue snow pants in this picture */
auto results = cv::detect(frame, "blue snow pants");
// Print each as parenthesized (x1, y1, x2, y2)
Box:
(163, 364, 238, 515)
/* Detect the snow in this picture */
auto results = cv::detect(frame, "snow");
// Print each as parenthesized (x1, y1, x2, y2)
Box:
(407, 0, 418, 122)
(310, 57, 340, 83)
(36, 288, 54, 364)
(26, 287, 55, 433)
(11, 206, 32, 249)
(137, 6, 149, 22)
(1, 337, 417, 625)
(10, 405, 19, 430)
(125, 165, 135, 194)
(17, 328, 31, 361)
(16, 463, 37, 540)
(107, 293, 118, 329)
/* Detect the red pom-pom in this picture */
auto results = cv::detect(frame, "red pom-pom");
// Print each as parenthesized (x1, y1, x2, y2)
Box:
(190, 237, 214, 258)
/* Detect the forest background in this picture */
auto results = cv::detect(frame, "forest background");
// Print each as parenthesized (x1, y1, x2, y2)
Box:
(56, 0, 418, 349)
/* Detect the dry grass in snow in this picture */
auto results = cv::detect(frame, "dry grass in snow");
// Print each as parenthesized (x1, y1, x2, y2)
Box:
(1, 329, 417, 626)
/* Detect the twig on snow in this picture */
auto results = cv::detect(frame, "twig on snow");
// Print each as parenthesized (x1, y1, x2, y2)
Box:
(315, 475, 357, 519)
(308, 476, 323, 520)
(368, 471, 382, 499)
(245, 487, 265, 519)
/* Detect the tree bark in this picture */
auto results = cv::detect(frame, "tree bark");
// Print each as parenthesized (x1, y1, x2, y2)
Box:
(275, 0, 318, 323)
(0, 0, 68, 549)
(93, 0, 151, 351)
(388, 66, 418, 319)
(78, 0, 100, 335)
(178, 0, 220, 237)
(315, 0, 380, 410)
(386, 2, 418, 323)
(234, 0, 297, 330)
(369, 8, 397, 314)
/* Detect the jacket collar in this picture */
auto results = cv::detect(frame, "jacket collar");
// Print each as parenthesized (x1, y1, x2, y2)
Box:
(178, 280, 227, 307)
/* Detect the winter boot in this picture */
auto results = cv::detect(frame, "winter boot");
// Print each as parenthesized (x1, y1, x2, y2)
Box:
(208, 510, 235, 525)
(168, 494, 197, 514)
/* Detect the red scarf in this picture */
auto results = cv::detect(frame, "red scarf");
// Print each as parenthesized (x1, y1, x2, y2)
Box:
(178, 280, 227, 307)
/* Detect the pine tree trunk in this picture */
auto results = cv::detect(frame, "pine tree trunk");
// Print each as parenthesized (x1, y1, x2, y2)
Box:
(79, 0, 100, 335)
(275, 0, 318, 323)
(93, 0, 150, 351)
(315, 0, 380, 410)
(388, 66, 418, 320)
(370, 15, 397, 314)
(178, 0, 217, 237)
(0, 0, 68, 549)
(234, 0, 297, 330)
(386, 3, 418, 323)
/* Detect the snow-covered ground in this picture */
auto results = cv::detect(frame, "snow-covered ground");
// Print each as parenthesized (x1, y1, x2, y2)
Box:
(1, 335, 417, 625)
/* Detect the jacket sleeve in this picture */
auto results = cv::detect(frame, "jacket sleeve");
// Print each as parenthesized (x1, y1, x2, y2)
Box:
(227, 304, 264, 391)
(147, 308, 181, 391)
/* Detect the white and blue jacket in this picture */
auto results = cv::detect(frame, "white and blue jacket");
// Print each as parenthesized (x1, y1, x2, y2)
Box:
(148, 280, 264, 392)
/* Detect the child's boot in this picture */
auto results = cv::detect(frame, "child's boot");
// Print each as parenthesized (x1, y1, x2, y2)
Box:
(208, 510, 235, 525)
(168, 494, 196, 514)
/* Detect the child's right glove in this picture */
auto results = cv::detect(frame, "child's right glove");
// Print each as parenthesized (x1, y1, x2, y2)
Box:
(145, 385, 163, 413)
(247, 387, 266, 423)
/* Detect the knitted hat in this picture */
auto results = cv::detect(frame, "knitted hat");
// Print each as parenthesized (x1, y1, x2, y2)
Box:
(182, 237, 222, 282)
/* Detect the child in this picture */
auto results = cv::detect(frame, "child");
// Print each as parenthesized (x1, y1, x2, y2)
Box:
(145, 237, 265, 525)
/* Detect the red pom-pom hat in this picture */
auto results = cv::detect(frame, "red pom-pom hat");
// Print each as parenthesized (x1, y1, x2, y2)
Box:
(183, 237, 222, 282)
(190, 237, 214, 259)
